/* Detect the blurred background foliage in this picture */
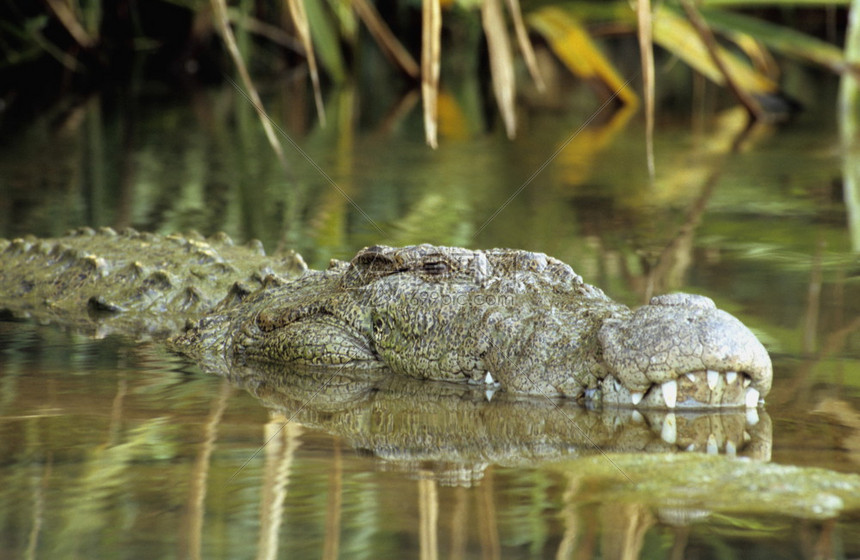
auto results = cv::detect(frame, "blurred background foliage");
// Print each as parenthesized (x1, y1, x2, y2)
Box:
(0, 0, 856, 148)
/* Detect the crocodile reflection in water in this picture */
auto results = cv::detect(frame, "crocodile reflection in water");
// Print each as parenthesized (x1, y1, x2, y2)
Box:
(0, 228, 772, 409)
(230, 361, 860, 523)
(229, 361, 773, 486)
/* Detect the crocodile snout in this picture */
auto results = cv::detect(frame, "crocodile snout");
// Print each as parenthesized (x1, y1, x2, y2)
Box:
(597, 293, 772, 409)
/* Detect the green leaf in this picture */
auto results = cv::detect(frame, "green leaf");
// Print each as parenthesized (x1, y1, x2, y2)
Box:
(700, 7, 854, 74)
(304, 0, 346, 82)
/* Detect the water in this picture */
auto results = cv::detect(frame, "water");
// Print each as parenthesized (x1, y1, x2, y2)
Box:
(1, 69, 860, 558)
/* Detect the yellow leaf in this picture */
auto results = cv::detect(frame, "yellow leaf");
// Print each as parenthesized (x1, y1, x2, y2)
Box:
(437, 90, 471, 140)
(527, 6, 637, 106)
(652, 5, 777, 96)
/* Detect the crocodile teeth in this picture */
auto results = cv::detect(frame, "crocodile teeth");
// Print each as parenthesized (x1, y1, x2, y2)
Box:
(725, 370, 738, 384)
(707, 370, 719, 390)
(746, 408, 760, 426)
(686, 373, 697, 383)
(707, 434, 718, 455)
(661, 380, 677, 408)
(631, 411, 644, 423)
(743, 376, 751, 388)
(745, 388, 760, 408)
(726, 440, 737, 456)
(661, 413, 677, 444)
(631, 392, 644, 405)
(484, 371, 494, 385)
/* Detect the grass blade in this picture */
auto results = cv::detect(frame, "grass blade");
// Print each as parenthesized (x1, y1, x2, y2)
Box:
(287, 0, 327, 127)
(422, 0, 442, 148)
(210, 0, 289, 170)
(483, 0, 517, 139)
(224, 8, 304, 53)
(840, 0, 860, 249)
(505, 0, 545, 92)
(44, 0, 95, 48)
(842, 0, 860, 143)
(303, 0, 346, 83)
(351, 0, 420, 79)
(679, 0, 766, 120)
(10, 16, 83, 71)
(637, 0, 656, 179)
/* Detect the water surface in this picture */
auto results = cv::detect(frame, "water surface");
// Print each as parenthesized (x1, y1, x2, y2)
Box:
(1, 72, 860, 558)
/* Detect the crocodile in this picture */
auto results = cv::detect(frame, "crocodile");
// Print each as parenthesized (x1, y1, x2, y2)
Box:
(0, 227, 772, 409)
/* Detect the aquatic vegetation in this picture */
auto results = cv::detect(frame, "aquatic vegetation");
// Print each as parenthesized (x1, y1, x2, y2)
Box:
(1, 1, 854, 149)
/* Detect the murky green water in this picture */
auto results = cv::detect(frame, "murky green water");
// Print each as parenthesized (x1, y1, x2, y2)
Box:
(2, 68, 860, 558)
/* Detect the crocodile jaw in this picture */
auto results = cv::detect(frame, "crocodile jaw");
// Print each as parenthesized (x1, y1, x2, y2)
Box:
(596, 293, 772, 409)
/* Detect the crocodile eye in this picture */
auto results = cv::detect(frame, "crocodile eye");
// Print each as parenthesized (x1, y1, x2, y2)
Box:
(351, 247, 396, 271)
(421, 261, 448, 275)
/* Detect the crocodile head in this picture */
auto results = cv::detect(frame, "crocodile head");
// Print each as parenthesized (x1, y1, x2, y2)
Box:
(332, 245, 772, 410)
(177, 243, 772, 411)
(596, 293, 772, 409)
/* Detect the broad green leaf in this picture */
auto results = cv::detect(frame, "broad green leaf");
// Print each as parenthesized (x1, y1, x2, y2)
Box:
(700, 7, 855, 74)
